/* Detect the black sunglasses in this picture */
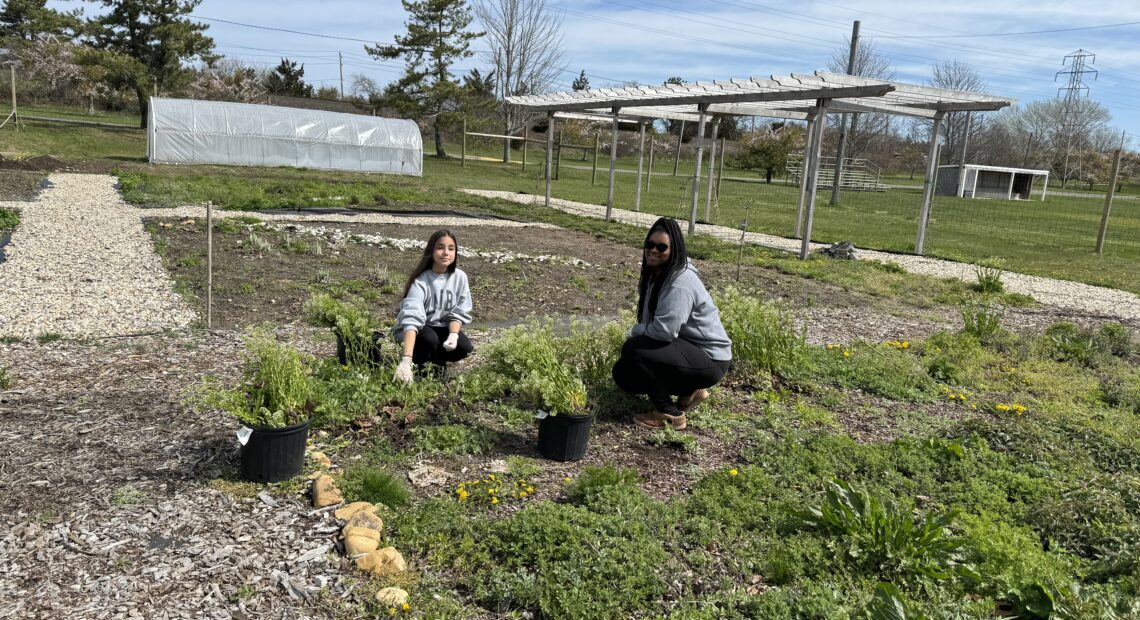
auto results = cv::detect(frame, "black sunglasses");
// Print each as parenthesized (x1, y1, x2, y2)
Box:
(643, 241, 670, 252)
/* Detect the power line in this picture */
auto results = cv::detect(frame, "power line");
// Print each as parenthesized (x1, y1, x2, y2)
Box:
(873, 20, 1140, 39)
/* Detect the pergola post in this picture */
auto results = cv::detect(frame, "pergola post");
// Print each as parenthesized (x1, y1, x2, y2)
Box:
(591, 131, 600, 185)
(688, 104, 709, 236)
(673, 120, 684, 176)
(646, 135, 655, 193)
(794, 112, 817, 238)
(521, 126, 528, 172)
(545, 111, 554, 208)
(606, 106, 620, 221)
(799, 100, 830, 260)
(704, 119, 720, 223)
(915, 111, 945, 256)
(635, 120, 646, 212)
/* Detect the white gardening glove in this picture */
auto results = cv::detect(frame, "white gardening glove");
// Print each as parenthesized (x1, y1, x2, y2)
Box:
(395, 356, 414, 384)
(442, 332, 459, 351)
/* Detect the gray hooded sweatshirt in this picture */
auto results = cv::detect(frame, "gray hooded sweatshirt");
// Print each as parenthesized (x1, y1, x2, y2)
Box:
(630, 261, 732, 361)
(392, 268, 473, 338)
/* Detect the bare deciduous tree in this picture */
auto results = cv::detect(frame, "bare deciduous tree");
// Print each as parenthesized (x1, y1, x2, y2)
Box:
(929, 59, 989, 165)
(473, 0, 565, 162)
(826, 39, 894, 160)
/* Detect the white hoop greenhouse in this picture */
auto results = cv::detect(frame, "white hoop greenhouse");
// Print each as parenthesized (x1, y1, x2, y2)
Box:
(146, 98, 423, 176)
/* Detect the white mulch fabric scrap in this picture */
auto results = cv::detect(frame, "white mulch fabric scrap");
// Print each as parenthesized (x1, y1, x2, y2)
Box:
(0, 174, 197, 339)
(461, 189, 1140, 322)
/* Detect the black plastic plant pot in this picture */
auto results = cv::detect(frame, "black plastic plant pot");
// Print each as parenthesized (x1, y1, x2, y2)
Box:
(239, 419, 310, 483)
(335, 330, 386, 367)
(537, 413, 594, 462)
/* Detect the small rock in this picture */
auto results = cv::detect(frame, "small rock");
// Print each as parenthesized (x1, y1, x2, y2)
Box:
(310, 451, 333, 469)
(346, 511, 383, 531)
(344, 527, 381, 557)
(311, 475, 342, 508)
(356, 547, 406, 576)
(334, 502, 377, 521)
(407, 465, 449, 488)
(375, 587, 409, 607)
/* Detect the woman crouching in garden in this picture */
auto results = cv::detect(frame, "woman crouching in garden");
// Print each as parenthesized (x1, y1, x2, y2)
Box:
(612, 217, 732, 430)
(392, 229, 474, 383)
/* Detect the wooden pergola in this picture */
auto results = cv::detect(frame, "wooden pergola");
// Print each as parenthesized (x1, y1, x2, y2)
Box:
(507, 71, 1014, 258)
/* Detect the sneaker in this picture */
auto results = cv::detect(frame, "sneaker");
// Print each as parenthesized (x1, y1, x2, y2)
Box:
(677, 388, 710, 411)
(633, 411, 688, 431)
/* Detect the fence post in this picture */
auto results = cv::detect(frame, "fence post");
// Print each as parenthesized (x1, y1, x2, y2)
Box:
(461, 117, 466, 169)
(673, 120, 684, 176)
(716, 137, 726, 204)
(646, 135, 655, 193)
(522, 126, 528, 172)
(635, 121, 646, 212)
(704, 120, 719, 223)
(591, 131, 599, 186)
(606, 107, 620, 221)
(915, 112, 945, 256)
(688, 106, 709, 236)
(545, 112, 554, 208)
(9, 63, 17, 131)
(1096, 147, 1123, 254)
(206, 201, 213, 330)
(799, 100, 829, 259)
(555, 130, 563, 180)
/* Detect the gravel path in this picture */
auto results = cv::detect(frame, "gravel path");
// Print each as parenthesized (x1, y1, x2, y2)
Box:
(0, 175, 197, 339)
(462, 189, 1140, 322)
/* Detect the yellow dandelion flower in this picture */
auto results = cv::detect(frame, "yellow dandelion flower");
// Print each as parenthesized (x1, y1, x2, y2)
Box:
(996, 404, 1010, 411)
(729, 468, 739, 477)
(491, 497, 499, 505)
(527, 486, 534, 493)
(389, 608, 397, 616)
(488, 474, 496, 481)
(402, 603, 411, 611)
(843, 350, 850, 358)
(564, 477, 573, 482)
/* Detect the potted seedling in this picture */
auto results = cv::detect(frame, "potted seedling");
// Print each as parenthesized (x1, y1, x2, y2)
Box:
(303, 293, 386, 367)
(198, 328, 315, 482)
(484, 323, 594, 461)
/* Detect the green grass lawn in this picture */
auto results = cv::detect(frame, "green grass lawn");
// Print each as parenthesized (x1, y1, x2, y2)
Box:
(12, 103, 139, 127)
(5, 117, 1138, 294)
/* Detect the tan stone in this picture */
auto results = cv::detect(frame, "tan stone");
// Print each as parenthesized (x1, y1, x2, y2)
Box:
(310, 451, 333, 469)
(375, 587, 409, 607)
(311, 475, 343, 508)
(346, 511, 383, 531)
(345, 533, 380, 557)
(334, 501, 377, 521)
(342, 526, 381, 541)
(355, 546, 407, 575)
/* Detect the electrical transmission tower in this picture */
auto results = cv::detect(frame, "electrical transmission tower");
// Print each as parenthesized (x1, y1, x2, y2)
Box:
(1055, 49, 1097, 188)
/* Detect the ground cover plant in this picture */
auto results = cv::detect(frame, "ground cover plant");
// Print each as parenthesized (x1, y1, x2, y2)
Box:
(11, 120, 1140, 617)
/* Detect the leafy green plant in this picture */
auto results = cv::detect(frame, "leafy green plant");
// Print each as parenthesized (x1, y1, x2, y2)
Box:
(1095, 322, 1133, 358)
(303, 293, 384, 367)
(192, 328, 313, 427)
(799, 480, 968, 584)
(974, 260, 1005, 294)
(0, 207, 20, 231)
(483, 322, 588, 415)
(857, 583, 928, 620)
(647, 425, 700, 452)
(36, 333, 64, 344)
(411, 423, 496, 455)
(1039, 322, 1102, 367)
(0, 367, 10, 390)
(566, 464, 639, 505)
(961, 302, 1005, 343)
(110, 485, 146, 506)
(340, 465, 410, 508)
(813, 344, 937, 401)
(556, 318, 627, 390)
(1099, 365, 1140, 413)
(717, 288, 810, 381)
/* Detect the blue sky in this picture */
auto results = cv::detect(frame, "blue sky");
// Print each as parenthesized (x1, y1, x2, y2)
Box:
(55, 0, 1140, 142)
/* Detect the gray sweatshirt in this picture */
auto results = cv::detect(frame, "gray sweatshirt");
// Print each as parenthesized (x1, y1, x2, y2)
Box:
(630, 263, 732, 361)
(392, 268, 473, 337)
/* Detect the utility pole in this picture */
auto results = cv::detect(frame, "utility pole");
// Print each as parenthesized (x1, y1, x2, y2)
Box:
(1056, 49, 1097, 189)
(830, 20, 860, 206)
(339, 52, 344, 99)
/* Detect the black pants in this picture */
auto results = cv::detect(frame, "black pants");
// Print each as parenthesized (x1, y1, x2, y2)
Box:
(611, 335, 730, 415)
(413, 325, 473, 367)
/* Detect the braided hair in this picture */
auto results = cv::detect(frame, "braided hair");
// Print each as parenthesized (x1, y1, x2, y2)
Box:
(636, 217, 689, 323)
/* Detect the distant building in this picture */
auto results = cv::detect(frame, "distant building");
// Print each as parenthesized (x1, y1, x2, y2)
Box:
(936, 164, 1050, 201)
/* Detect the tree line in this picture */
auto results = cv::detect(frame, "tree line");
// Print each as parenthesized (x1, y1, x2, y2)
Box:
(2, 0, 1134, 187)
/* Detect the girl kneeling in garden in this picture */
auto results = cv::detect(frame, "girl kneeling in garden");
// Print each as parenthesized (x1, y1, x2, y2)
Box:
(612, 217, 732, 430)
(392, 229, 474, 383)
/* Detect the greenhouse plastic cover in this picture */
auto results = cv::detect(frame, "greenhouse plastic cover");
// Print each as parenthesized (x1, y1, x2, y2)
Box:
(147, 98, 422, 176)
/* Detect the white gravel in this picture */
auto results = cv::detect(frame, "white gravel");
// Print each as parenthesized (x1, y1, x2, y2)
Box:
(141, 205, 559, 229)
(0, 174, 197, 339)
(462, 189, 1140, 323)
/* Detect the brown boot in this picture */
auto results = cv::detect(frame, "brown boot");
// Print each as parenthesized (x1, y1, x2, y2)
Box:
(633, 410, 688, 431)
(677, 388, 710, 412)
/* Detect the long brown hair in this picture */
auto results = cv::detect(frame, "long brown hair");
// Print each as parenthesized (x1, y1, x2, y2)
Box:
(402, 229, 459, 297)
